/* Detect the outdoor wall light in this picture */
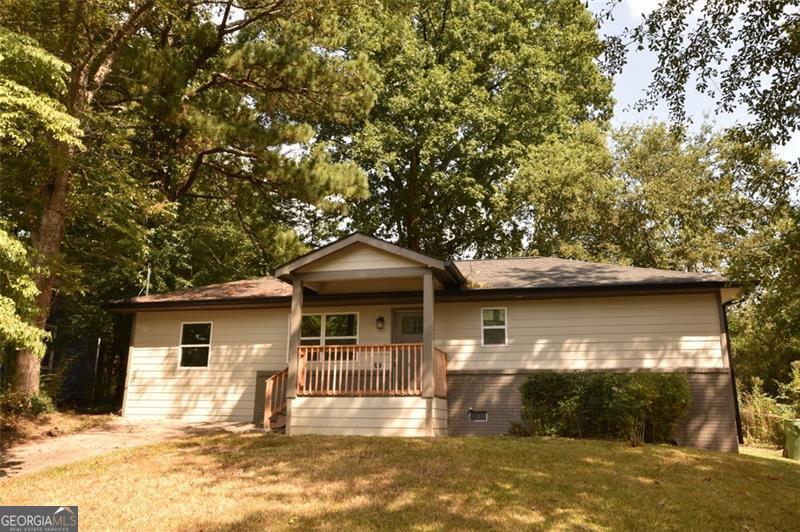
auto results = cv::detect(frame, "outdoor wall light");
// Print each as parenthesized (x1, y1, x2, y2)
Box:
(376, 316, 385, 330)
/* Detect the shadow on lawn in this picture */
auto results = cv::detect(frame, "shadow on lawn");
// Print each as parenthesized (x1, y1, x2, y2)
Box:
(169, 433, 800, 531)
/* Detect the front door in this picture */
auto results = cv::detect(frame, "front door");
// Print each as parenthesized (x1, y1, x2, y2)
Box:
(393, 310, 424, 343)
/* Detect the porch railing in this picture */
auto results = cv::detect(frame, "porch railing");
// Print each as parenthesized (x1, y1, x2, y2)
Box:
(263, 367, 288, 427)
(297, 344, 422, 396)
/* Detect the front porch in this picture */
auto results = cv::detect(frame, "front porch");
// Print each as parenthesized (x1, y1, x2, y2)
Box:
(263, 344, 448, 435)
(262, 234, 460, 436)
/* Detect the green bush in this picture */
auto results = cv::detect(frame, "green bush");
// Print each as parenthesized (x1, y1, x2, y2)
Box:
(739, 378, 792, 448)
(516, 372, 691, 445)
(0, 390, 56, 417)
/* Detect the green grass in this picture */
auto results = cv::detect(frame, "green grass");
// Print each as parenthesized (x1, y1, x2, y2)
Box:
(1, 433, 798, 531)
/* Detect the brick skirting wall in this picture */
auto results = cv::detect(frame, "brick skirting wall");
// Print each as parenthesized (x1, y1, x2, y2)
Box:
(446, 370, 740, 453)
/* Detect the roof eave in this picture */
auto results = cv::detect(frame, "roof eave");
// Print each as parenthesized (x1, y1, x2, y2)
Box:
(107, 280, 735, 312)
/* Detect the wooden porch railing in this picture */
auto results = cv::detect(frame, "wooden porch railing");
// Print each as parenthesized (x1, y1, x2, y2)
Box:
(297, 344, 423, 396)
(263, 367, 288, 427)
(433, 347, 448, 398)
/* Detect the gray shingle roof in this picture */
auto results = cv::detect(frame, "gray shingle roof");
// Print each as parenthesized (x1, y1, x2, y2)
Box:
(454, 257, 727, 290)
(110, 257, 728, 309)
(117, 276, 291, 305)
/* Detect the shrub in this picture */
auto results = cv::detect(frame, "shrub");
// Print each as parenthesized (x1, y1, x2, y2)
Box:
(0, 390, 56, 417)
(739, 378, 791, 448)
(777, 361, 800, 418)
(517, 372, 691, 445)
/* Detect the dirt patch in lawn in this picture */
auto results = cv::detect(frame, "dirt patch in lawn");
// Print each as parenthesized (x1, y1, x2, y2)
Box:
(0, 415, 256, 478)
(0, 411, 118, 450)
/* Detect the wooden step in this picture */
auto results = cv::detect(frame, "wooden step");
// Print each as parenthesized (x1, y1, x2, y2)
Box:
(269, 411, 286, 431)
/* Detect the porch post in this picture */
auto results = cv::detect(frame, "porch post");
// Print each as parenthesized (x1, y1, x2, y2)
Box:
(422, 271, 434, 398)
(284, 279, 303, 436)
(286, 279, 303, 399)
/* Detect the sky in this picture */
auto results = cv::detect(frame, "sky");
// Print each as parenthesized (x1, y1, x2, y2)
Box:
(587, 1, 799, 162)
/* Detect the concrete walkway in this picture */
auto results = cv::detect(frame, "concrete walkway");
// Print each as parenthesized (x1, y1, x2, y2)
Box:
(0, 418, 256, 478)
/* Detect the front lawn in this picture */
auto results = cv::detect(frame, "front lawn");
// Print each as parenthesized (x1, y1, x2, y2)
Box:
(1, 433, 798, 530)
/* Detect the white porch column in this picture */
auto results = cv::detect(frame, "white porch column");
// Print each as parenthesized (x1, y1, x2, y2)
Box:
(422, 271, 434, 398)
(286, 279, 303, 399)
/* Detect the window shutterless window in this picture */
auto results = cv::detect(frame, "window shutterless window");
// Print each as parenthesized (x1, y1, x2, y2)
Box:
(300, 313, 358, 346)
(481, 308, 507, 346)
(180, 322, 212, 367)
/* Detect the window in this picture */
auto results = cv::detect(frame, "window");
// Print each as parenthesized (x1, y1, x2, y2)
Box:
(301, 313, 358, 346)
(180, 322, 212, 367)
(400, 315, 423, 335)
(481, 307, 507, 346)
(469, 409, 488, 422)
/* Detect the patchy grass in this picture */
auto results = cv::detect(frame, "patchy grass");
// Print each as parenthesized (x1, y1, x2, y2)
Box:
(0, 411, 117, 450)
(1, 433, 798, 531)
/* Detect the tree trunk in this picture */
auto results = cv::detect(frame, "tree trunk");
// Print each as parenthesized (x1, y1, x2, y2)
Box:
(12, 142, 74, 397)
(404, 146, 422, 252)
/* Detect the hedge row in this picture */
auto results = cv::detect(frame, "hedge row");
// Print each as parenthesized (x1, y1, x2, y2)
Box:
(513, 372, 691, 445)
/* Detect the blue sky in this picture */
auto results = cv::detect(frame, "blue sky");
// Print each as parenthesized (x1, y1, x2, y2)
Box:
(588, 1, 799, 161)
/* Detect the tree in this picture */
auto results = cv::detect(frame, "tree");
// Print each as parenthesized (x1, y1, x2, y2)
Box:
(0, 0, 375, 400)
(727, 205, 800, 393)
(0, 27, 83, 386)
(325, 0, 613, 257)
(0, 227, 48, 362)
(503, 122, 620, 260)
(1, 0, 157, 399)
(610, 123, 751, 272)
(626, 0, 800, 150)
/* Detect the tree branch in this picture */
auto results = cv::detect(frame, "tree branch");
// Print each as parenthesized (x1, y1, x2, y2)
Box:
(86, 0, 156, 93)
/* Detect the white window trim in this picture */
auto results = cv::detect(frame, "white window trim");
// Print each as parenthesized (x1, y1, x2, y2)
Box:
(480, 307, 508, 347)
(300, 312, 360, 345)
(178, 321, 213, 369)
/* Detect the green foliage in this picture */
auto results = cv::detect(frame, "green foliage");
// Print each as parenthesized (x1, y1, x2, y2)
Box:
(0, 27, 82, 149)
(516, 372, 691, 446)
(627, 0, 800, 148)
(728, 206, 800, 392)
(778, 362, 800, 418)
(505, 122, 619, 260)
(738, 379, 793, 448)
(0, 226, 48, 358)
(609, 123, 759, 272)
(0, 390, 55, 416)
(327, 0, 613, 256)
(0, 1, 380, 399)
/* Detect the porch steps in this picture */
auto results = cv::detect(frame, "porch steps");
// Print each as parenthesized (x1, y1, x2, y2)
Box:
(268, 411, 287, 431)
(263, 367, 289, 431)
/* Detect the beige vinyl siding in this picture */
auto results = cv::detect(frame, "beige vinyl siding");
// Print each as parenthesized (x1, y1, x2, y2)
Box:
(436, 293, 725, 371)
(124, 309, 290, 421)
(290, 396, 434, 436)
(296, 243, 422, 272)
(124, 293, 724, 423)
(124, 305, 402, 422)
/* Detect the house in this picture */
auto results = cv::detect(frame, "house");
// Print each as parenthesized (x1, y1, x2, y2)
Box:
(108, 233, 742, 452)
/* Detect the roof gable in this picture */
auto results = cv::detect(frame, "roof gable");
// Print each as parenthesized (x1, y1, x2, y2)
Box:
(295, 242, 425, 273)
(274, 232, 459, 281)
